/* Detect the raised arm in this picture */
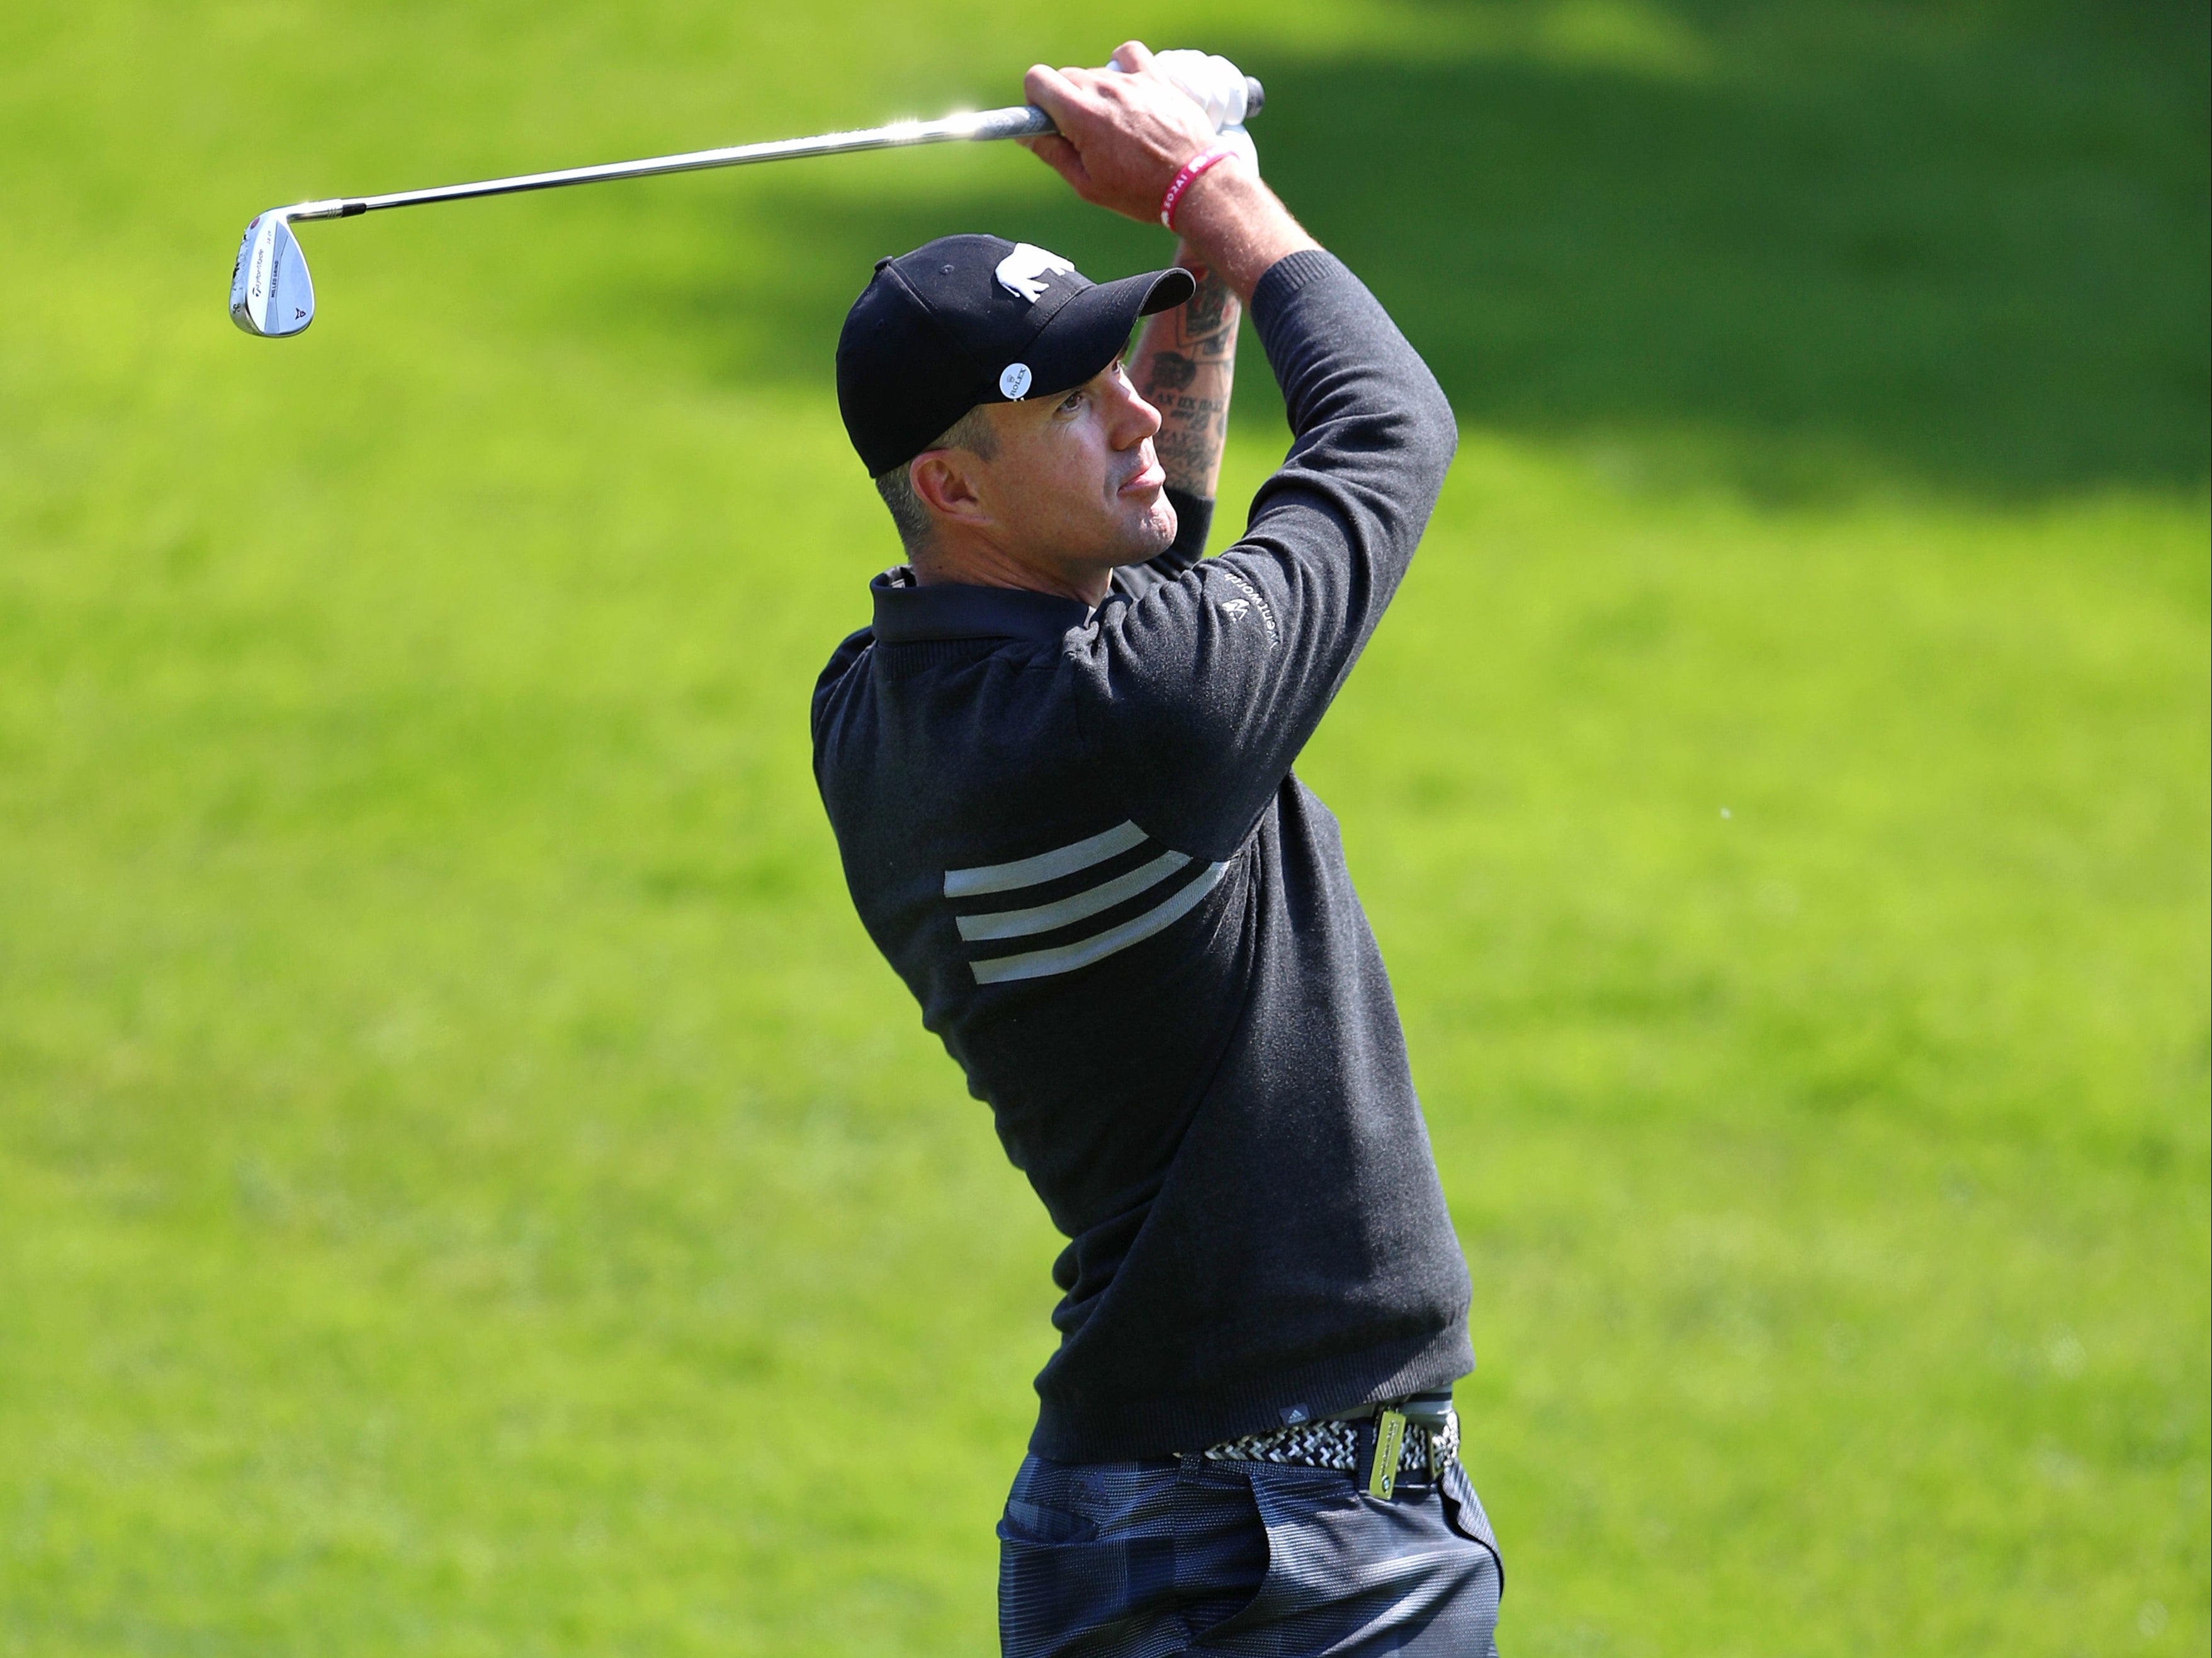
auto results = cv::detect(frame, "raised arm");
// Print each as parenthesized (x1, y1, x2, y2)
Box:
(1024, 42, 1314, 573)
(1025, 43, 1459, 857)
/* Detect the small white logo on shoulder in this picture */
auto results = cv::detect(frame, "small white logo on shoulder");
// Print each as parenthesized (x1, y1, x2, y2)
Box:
(995, 242, 1076, 304)
(1216, 570, 1280, 646)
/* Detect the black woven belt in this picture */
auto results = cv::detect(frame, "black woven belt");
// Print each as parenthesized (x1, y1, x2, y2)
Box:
(1195, 1402, 1460, 1499)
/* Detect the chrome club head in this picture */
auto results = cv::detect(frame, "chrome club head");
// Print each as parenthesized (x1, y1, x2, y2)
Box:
(229, 213, 315, 337)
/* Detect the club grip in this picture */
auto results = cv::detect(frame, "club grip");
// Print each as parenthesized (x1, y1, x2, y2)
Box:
(1244, 75, 1265, 119)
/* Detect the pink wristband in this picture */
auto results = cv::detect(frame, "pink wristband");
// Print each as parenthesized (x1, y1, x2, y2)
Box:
(1160, 144, 1236, 230)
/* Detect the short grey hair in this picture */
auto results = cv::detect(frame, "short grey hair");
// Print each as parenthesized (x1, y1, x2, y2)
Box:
(873, 405, 1001, 556)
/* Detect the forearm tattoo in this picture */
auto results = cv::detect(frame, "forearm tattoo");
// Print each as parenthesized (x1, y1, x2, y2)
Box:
(1129, 259, 1241, 499)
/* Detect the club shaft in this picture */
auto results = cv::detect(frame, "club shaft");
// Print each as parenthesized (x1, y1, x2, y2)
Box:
(279, 105, 1053, 222)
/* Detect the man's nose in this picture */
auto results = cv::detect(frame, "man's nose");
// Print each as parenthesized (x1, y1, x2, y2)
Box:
(1110, 370, 1163, 448)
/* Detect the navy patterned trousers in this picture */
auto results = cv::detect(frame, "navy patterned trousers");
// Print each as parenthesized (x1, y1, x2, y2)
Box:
(998, 1450, 1504, 1655)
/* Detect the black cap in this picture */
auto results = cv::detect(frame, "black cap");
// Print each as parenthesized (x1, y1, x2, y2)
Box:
(837, 233, 1197, 478)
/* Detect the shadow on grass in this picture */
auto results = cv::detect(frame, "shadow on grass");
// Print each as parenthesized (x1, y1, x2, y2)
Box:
(599, 0, 2209, 504)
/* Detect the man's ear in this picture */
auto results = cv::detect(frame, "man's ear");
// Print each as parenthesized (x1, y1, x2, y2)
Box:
(910, 449, 992, 527)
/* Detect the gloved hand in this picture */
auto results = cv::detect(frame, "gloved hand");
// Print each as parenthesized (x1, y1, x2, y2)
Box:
(1025, 43, 1262, 226)
(1148, 50, 1251, 132)
(1114, 48, 1260, 176)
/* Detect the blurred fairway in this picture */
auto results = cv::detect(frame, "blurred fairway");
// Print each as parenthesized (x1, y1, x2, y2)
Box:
(1, 0, 2206, 1651)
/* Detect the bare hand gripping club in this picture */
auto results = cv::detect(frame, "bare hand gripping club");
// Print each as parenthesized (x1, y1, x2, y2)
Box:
(229, 55, 1265, 339)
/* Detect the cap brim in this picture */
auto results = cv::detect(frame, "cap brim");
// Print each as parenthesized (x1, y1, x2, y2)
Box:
(1016, 266, 1199, 401)
(1132, 265, 1201, 317)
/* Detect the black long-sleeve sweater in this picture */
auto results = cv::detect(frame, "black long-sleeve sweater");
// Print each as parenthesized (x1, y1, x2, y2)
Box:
(811, 249, 1471, 1462)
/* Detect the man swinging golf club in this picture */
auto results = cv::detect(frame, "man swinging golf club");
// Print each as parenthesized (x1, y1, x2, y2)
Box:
(815, 43, 1502, 1655)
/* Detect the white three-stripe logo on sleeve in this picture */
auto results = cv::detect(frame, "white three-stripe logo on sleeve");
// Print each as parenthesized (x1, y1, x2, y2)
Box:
(944, 821, 1229, 985)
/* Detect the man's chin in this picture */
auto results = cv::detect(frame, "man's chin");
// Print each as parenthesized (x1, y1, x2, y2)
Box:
(1120, 493, 1177, 563)
(1080, 494, 1177, 570)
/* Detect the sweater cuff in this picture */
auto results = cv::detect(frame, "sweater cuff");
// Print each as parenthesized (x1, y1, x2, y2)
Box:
(1248, 251, 1360, 388)
(1250, 248, 1348, 322)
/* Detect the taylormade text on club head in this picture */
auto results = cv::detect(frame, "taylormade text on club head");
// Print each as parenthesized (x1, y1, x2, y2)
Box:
(229, 213, 316, 338)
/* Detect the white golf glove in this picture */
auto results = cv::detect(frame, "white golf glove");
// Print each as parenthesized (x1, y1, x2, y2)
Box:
(1110, 48, 1261, 177)
(1150, 50, 1251, 132)
(1211, 122, 1259, 177)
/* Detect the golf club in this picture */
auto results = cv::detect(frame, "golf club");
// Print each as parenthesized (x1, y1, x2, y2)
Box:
(229, 68, 1264, 339)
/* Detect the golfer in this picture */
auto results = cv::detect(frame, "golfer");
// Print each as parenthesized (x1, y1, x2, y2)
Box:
(815, 43, 1501, 1655)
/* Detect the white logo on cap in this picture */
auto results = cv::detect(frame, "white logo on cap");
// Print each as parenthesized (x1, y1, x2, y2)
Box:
(998, 363, 1034, 400)
(995, 243, 1075, 304)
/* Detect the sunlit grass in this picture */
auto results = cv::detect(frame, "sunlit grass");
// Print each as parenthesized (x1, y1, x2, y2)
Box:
(1, 0, 2204, 1652)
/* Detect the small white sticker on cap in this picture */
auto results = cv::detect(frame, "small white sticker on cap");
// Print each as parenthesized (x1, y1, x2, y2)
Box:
(999, 363, 1034, 400)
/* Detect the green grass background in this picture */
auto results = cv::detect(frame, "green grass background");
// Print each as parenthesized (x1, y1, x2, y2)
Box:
(2, 0, 2206, 1650)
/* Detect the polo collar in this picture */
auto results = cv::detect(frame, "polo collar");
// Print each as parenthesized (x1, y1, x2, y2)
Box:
(869, 567, 1091, 646)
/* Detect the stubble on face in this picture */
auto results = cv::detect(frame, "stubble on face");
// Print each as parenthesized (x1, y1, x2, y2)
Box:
(986, 365, 1174, 573)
